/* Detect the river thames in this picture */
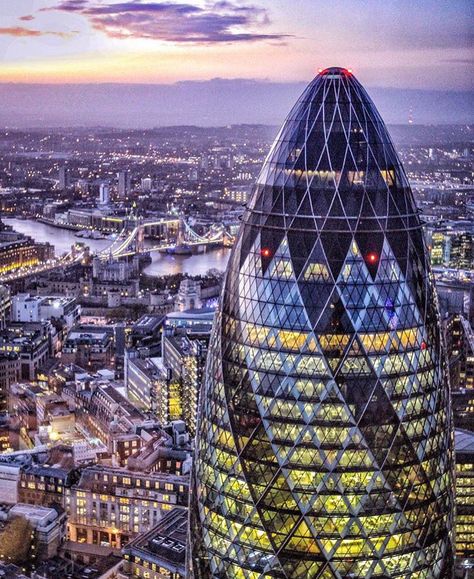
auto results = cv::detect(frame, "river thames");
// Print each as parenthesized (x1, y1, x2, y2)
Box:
(5, 218, 232, 277)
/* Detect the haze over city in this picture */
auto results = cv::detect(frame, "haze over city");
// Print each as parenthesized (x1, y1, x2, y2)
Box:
(0, 0, 472, 126)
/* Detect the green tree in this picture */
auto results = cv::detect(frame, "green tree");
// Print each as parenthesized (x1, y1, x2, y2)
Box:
(0, 516, 33, 565)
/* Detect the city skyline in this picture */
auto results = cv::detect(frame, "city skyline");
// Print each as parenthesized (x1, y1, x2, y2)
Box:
(0, 3, 471, 578)
(0, 0, 472, 89)
(1, 1, 472, 128)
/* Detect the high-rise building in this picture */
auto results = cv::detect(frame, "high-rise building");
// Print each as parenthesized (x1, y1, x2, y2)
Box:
(118, 169, 131, 198)
(162, 333, 208, 437)
(454, 430, 474, 565)
(99, 182, 110, 205)
(58, 166, 70, 190)
(449, 232, 473, 270)
(191, 68, 454, 577)
(0, 285, 10, 330)
(141, 177, 153, 192)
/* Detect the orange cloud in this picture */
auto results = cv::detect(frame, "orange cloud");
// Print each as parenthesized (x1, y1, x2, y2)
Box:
(0, 26, 71, 38)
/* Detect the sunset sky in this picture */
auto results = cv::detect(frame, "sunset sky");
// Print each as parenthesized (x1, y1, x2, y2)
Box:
(0, 0, 472, 90)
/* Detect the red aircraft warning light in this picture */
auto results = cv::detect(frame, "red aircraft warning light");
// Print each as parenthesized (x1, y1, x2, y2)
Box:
(366, 252, 378, 264)
(261, 248, 272, 258)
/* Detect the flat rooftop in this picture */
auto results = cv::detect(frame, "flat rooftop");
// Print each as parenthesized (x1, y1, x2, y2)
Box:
(123, 508, 187, 574)
(455, 429, 474, 454)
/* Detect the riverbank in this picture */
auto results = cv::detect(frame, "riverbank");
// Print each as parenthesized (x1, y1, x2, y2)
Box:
(5, 218, 232, 277)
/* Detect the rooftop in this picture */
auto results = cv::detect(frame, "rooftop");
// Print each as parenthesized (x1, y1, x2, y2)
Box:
(123, 508, 187, 574)
(455, 429, 474, 454)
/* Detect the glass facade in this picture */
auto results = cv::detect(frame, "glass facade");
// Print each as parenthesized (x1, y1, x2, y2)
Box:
(190, 68, 455, 578)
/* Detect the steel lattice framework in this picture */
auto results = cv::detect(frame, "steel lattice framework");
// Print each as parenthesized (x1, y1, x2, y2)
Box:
(190, 68, 455, 579)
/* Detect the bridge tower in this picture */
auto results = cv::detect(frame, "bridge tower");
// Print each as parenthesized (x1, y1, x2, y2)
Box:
(136, 221, 145, 254)
(177, 215, 187, 247)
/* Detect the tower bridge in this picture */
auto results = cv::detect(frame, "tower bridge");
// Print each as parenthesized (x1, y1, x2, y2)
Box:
(97, 215, 235, 259)
(0, 215, 235, 283)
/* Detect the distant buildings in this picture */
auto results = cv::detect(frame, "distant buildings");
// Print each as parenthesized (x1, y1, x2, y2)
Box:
(223, 185, 250, 204)
(0, 285, 10, 329)
(118, 170, 131, 199)
(0, 322, 52, 381)
(92, 254, 139, 283)
(11, 294, 80, 329)
(428, 223, 474, 269)
(0, 223, 54, 276)
(122, 508, 187, 578)
(175, 278, 201, 311)
(99, 182, 110, 205)
(62, 325, 114, 370)
(58, 166, 70, 191)
(141, 178, 153, 192)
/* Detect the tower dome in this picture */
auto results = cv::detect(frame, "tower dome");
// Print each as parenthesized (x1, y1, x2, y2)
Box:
(190, 68, 455, 578)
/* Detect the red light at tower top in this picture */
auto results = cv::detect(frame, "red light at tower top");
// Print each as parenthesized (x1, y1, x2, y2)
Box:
(366, 252, 378, 264)
(318, 67, 353, 76)
(261, 248, 272, 258)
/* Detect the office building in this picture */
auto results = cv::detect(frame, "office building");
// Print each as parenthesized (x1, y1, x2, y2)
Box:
(141, 177, 153, 192)
(61, 325, 114, 370)
(454, 430, 474, 565)
(67, 465, 188, 550)
(0, 352, 20, 414)
(126, 356, 170, 415)
(162, 333, 207, 437)
(191, 68, 454, 577)
(99, 182, 110, 205)
(0, 285, 10, 330)
(58, 166, 70, 190)
(11, 294, 80, 329)
(118, 170, 131, 198)
(122, 508, 187, 579)
(0, 322, 52, 381)
(0, 228, 54, 276)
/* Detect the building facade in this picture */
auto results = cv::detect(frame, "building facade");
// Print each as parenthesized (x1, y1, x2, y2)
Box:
(191, 68, 455, 578)
(67, 466, 188, 550)
(0, 322, 52, 381)
(454, 430, 474, 565)
(0, 285, 10, 330)
(11, 294, 80, 329)
(162, 333, 207, 437)
(0, 352, 20, 414)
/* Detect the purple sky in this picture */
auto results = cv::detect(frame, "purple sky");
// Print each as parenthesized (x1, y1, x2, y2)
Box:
(0, 1, 472, 126)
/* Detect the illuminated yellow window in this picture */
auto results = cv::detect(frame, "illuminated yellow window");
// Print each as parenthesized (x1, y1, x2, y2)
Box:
(303, 262, 330, 281)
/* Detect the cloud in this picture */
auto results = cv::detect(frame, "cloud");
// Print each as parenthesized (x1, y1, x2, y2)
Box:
(43, 0, 288, 43)
(0, 25, 72, 38)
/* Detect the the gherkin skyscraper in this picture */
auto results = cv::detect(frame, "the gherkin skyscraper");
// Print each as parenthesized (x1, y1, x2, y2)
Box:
(190, 67, 454, 578)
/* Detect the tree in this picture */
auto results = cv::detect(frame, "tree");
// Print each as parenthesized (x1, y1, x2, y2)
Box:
(0, 516, 33, 565)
